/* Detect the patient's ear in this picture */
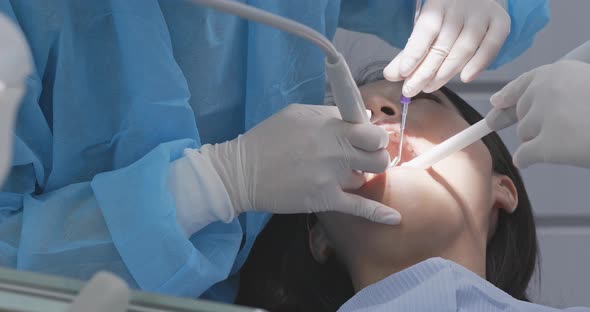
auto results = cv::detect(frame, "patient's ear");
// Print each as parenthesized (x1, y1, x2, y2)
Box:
(488, 175, 518, 239)
(492, 174, 518, 214)
(308, 221, 334, 264)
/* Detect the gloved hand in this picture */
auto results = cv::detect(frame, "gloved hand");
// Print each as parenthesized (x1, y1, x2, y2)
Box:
(383, 0, 510, 98)
(68, 272, 129, 312)
(490, 60, 590, 169)
(191, 104, 400, 225)
(0, 13, 32, 185)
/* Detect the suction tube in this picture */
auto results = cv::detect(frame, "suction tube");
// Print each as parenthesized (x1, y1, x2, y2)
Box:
(402, 106, 517, 169)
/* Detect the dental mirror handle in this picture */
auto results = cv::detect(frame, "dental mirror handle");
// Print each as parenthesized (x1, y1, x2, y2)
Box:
(402, 106, 517, 169)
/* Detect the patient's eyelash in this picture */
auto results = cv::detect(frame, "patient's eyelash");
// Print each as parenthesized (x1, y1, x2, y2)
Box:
(413, 92, 443, 104)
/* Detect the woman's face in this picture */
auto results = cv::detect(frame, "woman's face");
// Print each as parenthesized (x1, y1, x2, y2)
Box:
(313, 80, 517, 286)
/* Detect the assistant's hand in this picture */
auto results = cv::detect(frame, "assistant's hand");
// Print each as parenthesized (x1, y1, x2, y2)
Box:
(490, 60, 590, 169)
(199, 104, 401, 224)
(384, 0, 510, 98)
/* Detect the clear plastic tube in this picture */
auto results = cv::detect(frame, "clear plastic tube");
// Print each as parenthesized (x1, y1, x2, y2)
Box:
(187, 0, 340, 63)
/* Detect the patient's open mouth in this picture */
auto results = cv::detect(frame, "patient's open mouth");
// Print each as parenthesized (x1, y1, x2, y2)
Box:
(375, 124, 418, 166)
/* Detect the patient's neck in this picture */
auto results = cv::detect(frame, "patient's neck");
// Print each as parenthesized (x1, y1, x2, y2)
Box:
(348, 234, 487, 292)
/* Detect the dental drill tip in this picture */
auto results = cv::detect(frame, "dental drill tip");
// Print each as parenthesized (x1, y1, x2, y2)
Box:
(389, 156, 400, 168)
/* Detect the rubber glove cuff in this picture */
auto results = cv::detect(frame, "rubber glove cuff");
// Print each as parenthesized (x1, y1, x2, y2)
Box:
(167, 147, 238, 237)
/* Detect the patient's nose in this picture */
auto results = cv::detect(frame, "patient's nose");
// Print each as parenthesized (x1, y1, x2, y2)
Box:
(365, 96, 400, 124)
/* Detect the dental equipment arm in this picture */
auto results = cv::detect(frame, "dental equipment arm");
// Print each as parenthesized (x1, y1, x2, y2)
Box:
(187, 0, 368, 124)
(402, 106, 517, 169)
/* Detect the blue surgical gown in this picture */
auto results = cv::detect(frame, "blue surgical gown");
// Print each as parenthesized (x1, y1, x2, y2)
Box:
(0, 0, 549, 303)
(338, 258, 589, 312)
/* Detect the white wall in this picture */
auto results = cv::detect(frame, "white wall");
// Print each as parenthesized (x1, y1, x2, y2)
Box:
(333, 0, 590, 307)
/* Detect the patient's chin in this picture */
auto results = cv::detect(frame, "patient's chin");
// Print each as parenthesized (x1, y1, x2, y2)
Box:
(357, 167, 441, 208)
(357, 166, 465, 228)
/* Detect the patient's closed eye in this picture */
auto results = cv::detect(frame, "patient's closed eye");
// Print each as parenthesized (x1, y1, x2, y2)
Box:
(414, 92, 442, 104)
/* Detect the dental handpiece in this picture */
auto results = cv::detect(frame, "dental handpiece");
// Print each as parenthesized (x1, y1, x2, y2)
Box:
(325, 53, 369, 123)
(402, 106, 517, 169)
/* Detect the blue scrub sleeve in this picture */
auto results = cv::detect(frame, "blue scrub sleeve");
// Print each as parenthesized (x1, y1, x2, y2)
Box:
(491, 0, 550, 68)
(1, 138, 246, 298)
(91, 140, 245, 296)
(0, 1, 268, 300)
(4, 137, 267, 300)
(338, 0, 550, 69)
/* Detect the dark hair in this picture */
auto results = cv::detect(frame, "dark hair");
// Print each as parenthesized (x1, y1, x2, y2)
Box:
(236, 73, 538, 311)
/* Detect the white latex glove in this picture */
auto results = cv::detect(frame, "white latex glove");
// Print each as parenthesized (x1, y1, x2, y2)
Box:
(0, 13, 32, 185)
(490, 60, 590, 169)
(68, 272, 129, 312)
(171, 104, 400, 234)
(383, 0, 510, 98)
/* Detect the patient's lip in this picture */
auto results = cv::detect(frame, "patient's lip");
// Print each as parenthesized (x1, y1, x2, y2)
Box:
(375, 124, 418, 165)
(372, 116, 397, 127)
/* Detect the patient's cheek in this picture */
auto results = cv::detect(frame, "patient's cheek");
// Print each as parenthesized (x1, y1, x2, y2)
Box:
(361, 173, 380, 184)
(355, 172, 388, 202)
(355, 167, 435, 209)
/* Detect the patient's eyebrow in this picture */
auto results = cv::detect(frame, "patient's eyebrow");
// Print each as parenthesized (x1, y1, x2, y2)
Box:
(413, 92, 442, 104)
